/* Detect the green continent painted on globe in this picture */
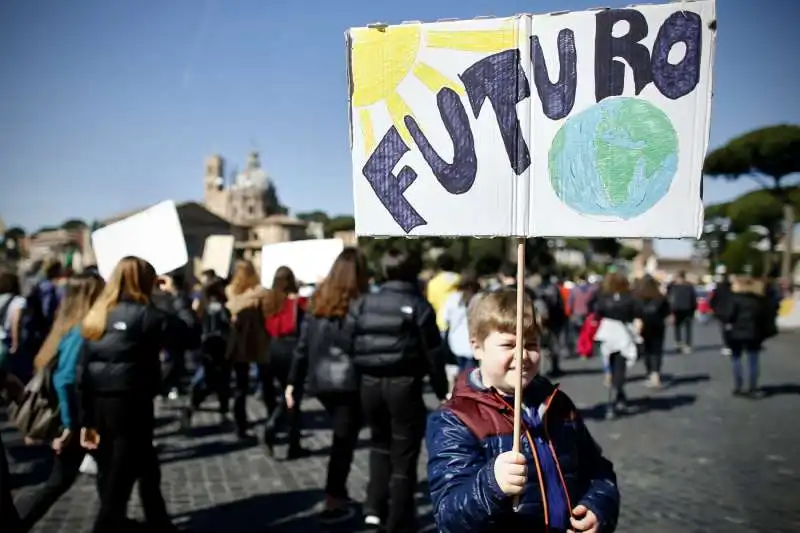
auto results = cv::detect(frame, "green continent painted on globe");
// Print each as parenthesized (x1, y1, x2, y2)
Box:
(548, 97, 679, 219)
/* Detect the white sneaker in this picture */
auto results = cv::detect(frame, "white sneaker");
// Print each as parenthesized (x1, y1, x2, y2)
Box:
(364, 515, 381, 527)
(79, 454, 98, 476)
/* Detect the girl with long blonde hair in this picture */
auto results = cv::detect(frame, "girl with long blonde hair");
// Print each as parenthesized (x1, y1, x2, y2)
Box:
(16, 272, 104, 531)
(77, 256, 191, 533)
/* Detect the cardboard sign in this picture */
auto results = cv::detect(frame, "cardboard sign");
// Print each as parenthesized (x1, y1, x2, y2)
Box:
(91, 201, 188, 280)
(347, 1, 716, 238)
(201, 235, 235, 279)
(260, 239, 345, 287)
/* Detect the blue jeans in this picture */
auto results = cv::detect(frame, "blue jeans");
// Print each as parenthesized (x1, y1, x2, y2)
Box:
(730, 346, 760, 390)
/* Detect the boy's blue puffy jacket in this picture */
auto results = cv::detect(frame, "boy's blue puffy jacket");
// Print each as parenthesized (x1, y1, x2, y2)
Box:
(426, 372, 620, 533)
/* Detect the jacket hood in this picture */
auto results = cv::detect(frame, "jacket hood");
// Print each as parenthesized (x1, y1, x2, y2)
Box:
(449, 369, 560, 416)
(732, 278, 764, 295)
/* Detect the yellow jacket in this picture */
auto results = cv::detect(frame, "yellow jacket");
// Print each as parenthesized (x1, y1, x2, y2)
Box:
(427, 271, 461, 331)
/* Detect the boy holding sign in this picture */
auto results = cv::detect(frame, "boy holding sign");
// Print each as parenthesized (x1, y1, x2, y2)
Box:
(426, 289, 619, 533)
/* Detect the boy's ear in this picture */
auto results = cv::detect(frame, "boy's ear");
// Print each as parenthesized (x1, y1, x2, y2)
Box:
(470, 337, 483, 359)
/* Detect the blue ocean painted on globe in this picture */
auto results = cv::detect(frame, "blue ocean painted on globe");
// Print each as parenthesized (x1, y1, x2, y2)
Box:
(548, 96, 679, 220)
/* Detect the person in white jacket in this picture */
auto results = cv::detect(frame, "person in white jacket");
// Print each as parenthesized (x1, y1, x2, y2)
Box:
(590, 273, 639, 419)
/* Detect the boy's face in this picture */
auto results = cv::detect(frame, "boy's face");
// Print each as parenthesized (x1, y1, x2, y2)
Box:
(472, 330, 541, 394)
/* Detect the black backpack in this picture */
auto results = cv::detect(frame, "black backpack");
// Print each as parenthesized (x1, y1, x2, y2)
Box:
(640, 297, 668, 328)
(539, 284, 566, 329)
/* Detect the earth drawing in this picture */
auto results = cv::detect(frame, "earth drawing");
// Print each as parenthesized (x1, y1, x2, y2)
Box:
(548, 97, 679, 220)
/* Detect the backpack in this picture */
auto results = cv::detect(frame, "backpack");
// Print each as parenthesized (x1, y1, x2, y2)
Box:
(24, 281, 59, 337)
(539, 284, 566, 329)
(640, 298, 667, 328)
(570, 285, 593, 318)
(8, 356, 61, 441)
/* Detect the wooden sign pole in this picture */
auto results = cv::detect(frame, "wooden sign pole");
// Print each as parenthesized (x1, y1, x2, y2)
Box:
(512, 237, 525, 511)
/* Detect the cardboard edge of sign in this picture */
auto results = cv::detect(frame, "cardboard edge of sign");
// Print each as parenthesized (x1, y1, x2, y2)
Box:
(346, 0, 714, 33)
(346, 0, 716, 242)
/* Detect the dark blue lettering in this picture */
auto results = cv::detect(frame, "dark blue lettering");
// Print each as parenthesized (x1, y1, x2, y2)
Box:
(595, 9, 652, 102)
(361, 127, 426, 233)
(404, 88, 477, 195)
(531, 29, 577, 120)
(460, 49, 531, 175)
(651, 11, 702, 100)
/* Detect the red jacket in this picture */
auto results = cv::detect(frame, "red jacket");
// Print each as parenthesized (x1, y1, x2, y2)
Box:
(265, 296, 308, 337)
(576, 313, 600, 358)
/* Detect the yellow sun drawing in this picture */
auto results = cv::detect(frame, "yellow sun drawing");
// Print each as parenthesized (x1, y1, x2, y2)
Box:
(349, 20, 517, 156)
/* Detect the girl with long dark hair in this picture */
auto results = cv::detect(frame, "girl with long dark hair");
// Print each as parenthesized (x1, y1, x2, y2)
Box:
(285, 248, 368, 524)
(262, 266, 308, 458)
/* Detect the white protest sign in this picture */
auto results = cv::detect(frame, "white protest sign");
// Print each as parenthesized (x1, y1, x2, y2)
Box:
(347, 1, 716, 238)
(201, 235, 235, 279)
(260, 239, 345, 288)
(91, 200, 188, 280)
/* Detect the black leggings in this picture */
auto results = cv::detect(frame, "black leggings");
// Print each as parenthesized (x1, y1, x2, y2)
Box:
(317, 392, 361, 499)
(608, 352, 628, 403)
(642, 332, 665, 374)
(262, 353, 304, 448)
(674, 312, 694, 346)
(15, 438, 88, 532)
(190, 338, 230, 414)
(0, 434, 21, 532)
(91, 395, 171, 533)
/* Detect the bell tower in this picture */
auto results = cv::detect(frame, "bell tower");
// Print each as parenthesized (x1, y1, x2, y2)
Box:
(204, 155, 224, 192)
(203, 154, 229, 219)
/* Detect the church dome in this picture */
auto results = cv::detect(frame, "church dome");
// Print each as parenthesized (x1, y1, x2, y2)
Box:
(233, 151, 273, 190)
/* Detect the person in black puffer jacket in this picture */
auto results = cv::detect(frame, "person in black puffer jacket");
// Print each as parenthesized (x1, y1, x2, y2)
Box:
(285, 247, 368, 526)
(76, 256, 194, 533)
(182, 277, 232, 429)
(666, 270, 697, 354)
(711, 274, 734, 355)
(633, 275, 671, 388)
(724, 276, 776, 398)
(345, 248, 448, 533)
(152, 271, 200, 399)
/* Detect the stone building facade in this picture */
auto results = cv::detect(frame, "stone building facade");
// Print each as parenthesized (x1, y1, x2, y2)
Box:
(202, 151, 309, 270)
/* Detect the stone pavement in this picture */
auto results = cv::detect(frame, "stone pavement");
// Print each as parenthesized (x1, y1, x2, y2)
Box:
(5, 321, 800, 533)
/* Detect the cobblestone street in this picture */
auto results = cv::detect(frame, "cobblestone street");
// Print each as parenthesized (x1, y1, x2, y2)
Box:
(6, 322, 800, 533)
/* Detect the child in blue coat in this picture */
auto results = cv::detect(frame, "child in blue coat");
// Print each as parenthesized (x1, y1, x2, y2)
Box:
(426, 289, 620, 533)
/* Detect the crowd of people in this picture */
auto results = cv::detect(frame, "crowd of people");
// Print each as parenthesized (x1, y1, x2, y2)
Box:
(0, 251, 781, 533)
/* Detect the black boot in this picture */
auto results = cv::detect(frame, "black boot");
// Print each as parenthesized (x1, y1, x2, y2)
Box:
(284, 408, 308, 460)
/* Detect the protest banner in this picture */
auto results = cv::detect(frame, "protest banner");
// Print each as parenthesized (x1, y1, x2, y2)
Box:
(201, 235, 236, 279)
(91, 200, 188, 280)
(346, 0, 717, 460)
(348, 1, 716, 238)
(260, 238, 345, 288)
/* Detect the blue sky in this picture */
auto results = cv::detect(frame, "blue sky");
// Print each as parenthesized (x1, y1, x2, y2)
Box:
(1, 0, 798, 258)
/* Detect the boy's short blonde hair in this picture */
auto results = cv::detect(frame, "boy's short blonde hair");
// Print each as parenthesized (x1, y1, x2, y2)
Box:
(468, 288, 540, 344)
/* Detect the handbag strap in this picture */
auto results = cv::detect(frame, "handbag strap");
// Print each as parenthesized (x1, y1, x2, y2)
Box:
(292, 297, 299, 335)
(0, 295, 14, 331)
